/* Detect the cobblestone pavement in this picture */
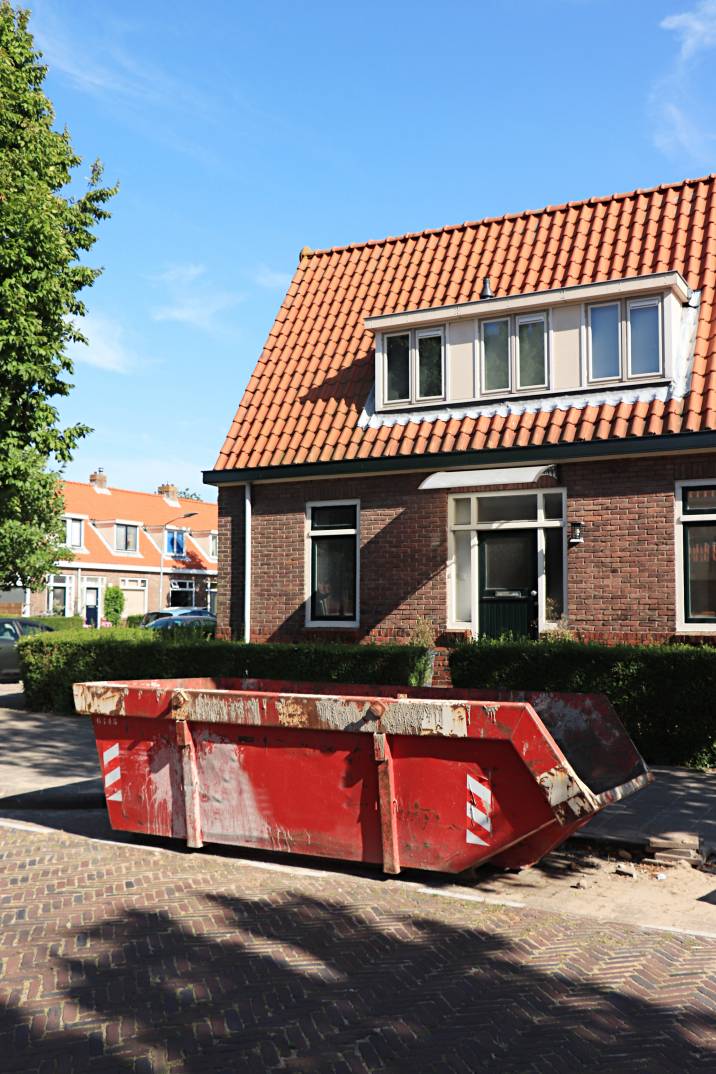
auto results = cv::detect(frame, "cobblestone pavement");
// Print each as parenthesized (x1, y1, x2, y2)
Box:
(1, 823, 715, 1074)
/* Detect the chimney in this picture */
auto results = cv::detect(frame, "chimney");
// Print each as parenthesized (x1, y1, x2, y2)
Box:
(89, 468, 107, 489)
(158, 482, 179, 500)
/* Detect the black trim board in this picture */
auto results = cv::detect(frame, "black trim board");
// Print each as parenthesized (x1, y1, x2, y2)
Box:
(203, 430, 716, 486)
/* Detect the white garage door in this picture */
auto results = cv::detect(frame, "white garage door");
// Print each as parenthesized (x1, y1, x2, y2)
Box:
(121, 587, 146, 616)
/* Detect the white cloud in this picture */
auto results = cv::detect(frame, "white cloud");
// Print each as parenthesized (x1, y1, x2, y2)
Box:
(151, 262, 243, 333)
(254, 264, 292, 290)
(652, 2, 716, 162)
(661, 1, 716, 61)
(67, 312, 134, 374)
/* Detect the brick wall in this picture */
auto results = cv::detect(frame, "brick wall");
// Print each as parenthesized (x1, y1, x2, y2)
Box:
(217, 450, 716, 646)
(219, 474, 449, 644)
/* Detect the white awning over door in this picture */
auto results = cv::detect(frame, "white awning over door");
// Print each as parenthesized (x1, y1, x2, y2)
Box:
(419, 465, 556, 491)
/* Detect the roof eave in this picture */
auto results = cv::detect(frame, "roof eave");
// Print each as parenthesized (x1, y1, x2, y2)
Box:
(203, 429, 716, 486)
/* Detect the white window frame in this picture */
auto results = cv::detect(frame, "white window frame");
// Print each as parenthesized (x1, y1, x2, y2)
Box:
(447, 488, 567, 635)
(381, 328, 446, 407)
(166, 528, 187, 557)
(115, 522, 139, 553)
(515, 312, 549, 392)
(587, 296, 664, 385)
(207, 579, 217, 614)
(626, 297, 662, 380)
(587, 300, 622, 383)
(305, 499, 360, 628)
(479, 317, 511, 397)
(209, 532, 218, 559)
(65, 517, 84, 549)
(46, 574, 74, 617)
(674, 479, 716, 633)
(169, 578, 195, 607)
(415, 326, 445, 401)
(384, 331, 412, 404)
(119, 576, 148, 616)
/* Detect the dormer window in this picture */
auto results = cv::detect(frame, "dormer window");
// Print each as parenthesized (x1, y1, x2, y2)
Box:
(65, 518, 83, 548)
(588, 298, 662, 383)
(384, 328, 444, 404)
(369, 271, 688, 414)
(481, 313, 548, 395)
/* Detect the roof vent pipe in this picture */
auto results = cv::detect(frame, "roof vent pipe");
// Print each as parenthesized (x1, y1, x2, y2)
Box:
(480, 276, 494, 300)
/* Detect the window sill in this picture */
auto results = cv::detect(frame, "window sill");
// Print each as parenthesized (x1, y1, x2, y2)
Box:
(305, 619, 360, 629)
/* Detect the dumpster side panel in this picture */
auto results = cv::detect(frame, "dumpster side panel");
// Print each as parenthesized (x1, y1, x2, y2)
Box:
(92, 716, 186, 839)
(192, 725, 383, 864)
(390, 738, 557, 872)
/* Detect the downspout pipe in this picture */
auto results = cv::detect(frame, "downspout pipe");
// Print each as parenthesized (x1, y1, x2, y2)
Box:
(243, 482, 252, 643)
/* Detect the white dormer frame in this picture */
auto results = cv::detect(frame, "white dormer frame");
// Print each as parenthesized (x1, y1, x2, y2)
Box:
(369, 271, 691, 413)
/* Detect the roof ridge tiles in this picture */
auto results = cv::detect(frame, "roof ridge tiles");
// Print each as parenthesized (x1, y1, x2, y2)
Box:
(298, 173, 716, 261)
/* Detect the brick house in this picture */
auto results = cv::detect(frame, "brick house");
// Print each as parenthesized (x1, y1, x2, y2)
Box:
(26, 471, 218, 624)
(204, 174, 716, 647)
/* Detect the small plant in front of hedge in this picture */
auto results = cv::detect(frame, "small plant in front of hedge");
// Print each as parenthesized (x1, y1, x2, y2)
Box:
(18, 630, 432, 714)
(125, 614, 144, 628)
(449, 636, 716, 769)
(103, 586, 124, 627)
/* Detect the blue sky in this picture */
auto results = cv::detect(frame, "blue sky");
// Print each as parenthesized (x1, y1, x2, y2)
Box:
(29, 0, 716, 500)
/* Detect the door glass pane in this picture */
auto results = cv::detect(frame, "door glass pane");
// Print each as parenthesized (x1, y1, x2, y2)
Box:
(630, 304, 660, 375)
(590, 304, 620, 379)
(51, 587, 66, 615)
(543, 493, 564, 520)
(477, 495, 537, 522)
(453, 498, 471, 525)
(311, 536, 356, 620)
(483, 319, 509, 392)
(454, 531, 472, 623)
(311, 505, 356, 530)
(686, 525, 716, 620)
(684, 487, 716, 513)
(417, 335, 442, 398)
(483, 534, 534, 590)
(518, 318, 545, 387)
(386, 334, 410, 401)
(545, 528, 564, 620)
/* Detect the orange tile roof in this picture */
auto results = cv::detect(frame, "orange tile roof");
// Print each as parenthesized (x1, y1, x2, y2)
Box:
(214, 174, 716, 475)
(62, 482, 217, 571)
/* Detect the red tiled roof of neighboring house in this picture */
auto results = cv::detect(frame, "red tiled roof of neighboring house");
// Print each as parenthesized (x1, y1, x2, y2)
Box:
(62, 482, 218, 571)
(213, 174, 716, 474)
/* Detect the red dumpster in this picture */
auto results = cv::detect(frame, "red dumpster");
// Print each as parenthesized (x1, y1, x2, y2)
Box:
(73, 678, 651, 874)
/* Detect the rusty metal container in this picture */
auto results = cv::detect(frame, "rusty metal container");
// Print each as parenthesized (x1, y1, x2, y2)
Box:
(73, 678, 651, 874)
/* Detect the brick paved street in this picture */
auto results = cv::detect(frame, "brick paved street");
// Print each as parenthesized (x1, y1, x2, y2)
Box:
(1, 823, 715, 1073)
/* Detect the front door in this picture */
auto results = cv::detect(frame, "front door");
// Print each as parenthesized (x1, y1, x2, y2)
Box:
(85, 586, 99, 628)
(478, 531, 538, 637)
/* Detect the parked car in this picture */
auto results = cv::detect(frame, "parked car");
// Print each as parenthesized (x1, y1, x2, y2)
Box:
(0, 618, 54, 682)
(145, 614, 217, 636)
(140, 607, 214, 628)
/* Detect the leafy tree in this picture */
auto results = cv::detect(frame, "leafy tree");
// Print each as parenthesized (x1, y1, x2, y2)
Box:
(0, 3, 116, 589)
(103, 585, 124, 627)
(178, 488, 203, 501)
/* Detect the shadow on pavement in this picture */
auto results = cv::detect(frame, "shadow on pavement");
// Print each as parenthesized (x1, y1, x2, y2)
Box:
(0, 885, 714, 1073)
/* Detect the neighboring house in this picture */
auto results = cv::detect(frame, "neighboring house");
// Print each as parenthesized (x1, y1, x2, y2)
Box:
(204, 173, 716, 646)
(27, 471, 218, 624)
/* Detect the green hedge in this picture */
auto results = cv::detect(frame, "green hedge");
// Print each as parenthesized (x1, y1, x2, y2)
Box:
(18, 629, 431, 714)
(12, 615, 84, 632)
(449, 636, 716, 768)
(124, 615, 144, 629)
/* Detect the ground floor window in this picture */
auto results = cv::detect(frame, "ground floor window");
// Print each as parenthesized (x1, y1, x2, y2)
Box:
(306, 501, 359, 625)
(169, 578, 195, 607)
(677, 482, 716, 625)
(449, 490, 566, 637)
(207, 580, 217, 615)
(47, 574, 72, 616)
(120, 577, 148, 617)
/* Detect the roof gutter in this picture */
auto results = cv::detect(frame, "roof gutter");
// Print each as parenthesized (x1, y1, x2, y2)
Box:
(203, 429, 716, 486)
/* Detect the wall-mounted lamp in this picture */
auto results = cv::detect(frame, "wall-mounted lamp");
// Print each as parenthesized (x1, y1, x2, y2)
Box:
(569, 520, 584, 544)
